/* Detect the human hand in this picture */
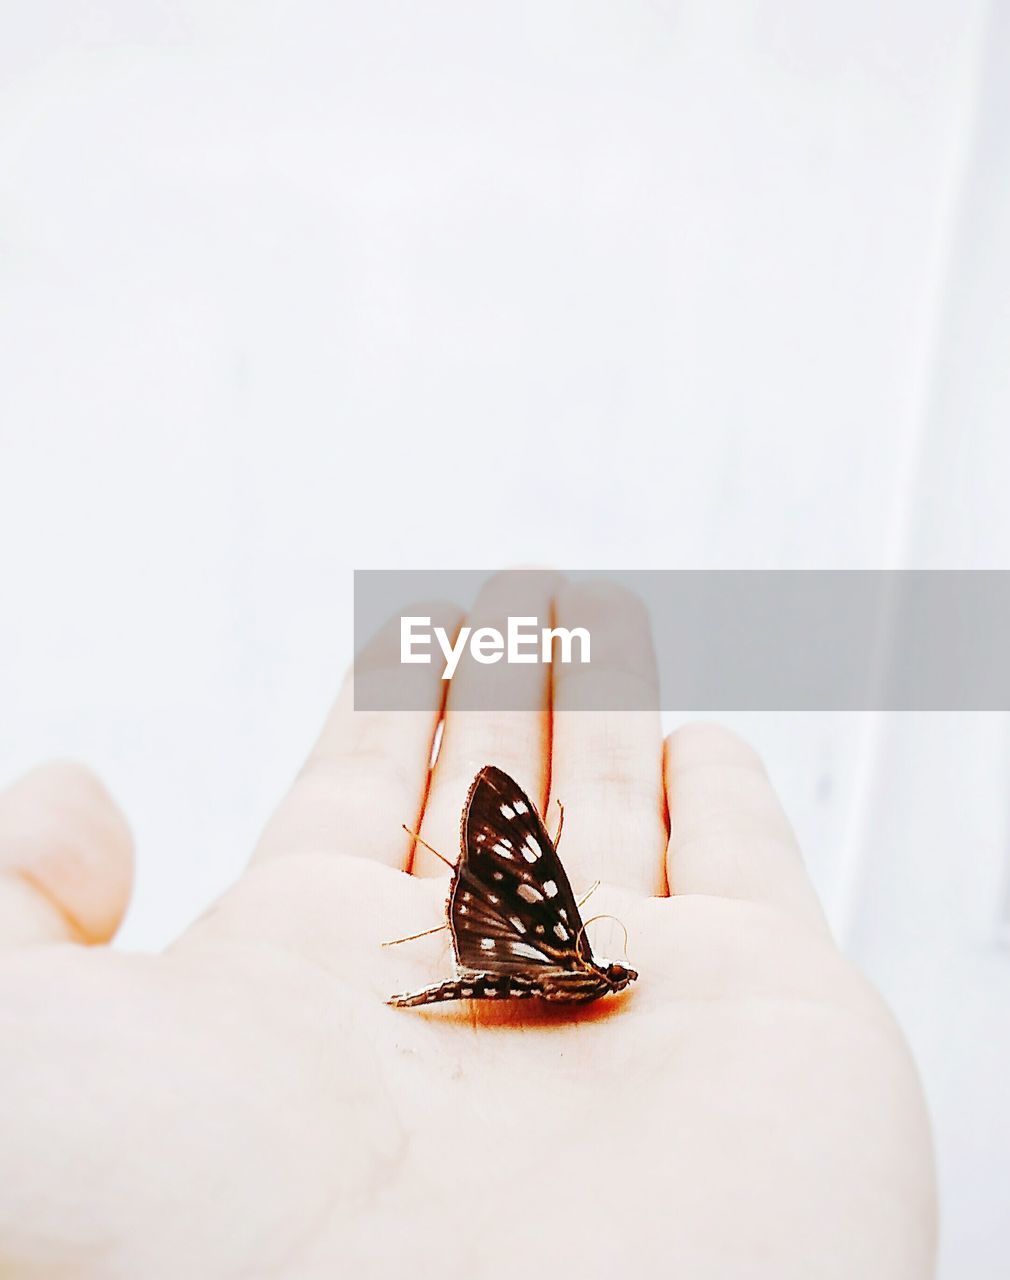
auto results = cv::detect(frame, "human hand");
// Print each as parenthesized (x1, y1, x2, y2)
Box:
(0, 576, 936, 1279)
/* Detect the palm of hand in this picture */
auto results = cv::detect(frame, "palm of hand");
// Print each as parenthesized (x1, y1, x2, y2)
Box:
(4, 858, 931, 1280)
(0, 581, 936, 1279)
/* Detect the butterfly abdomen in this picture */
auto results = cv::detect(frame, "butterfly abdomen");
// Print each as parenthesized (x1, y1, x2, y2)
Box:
(387, 973, 540, 1007)
(386, 969, 614, 1007)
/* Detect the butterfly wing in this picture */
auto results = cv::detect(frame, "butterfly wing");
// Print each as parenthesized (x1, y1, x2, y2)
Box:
(448, 765, 588, 976)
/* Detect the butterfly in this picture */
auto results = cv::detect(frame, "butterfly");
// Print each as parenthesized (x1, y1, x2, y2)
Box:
(387, 765, 637, 1007)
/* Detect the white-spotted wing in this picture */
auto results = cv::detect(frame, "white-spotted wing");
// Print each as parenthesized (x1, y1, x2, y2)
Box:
(450, 765, 585, 973)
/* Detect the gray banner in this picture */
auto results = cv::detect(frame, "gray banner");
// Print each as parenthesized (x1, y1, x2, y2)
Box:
(353, 570, 1010, 711)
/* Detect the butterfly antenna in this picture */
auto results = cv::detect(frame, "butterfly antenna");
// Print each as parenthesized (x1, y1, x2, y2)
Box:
(577, 879, 601, 909)
(381, 922, 449, 948)
(402, 824, 456, 871)
(578, 913, 631, 962)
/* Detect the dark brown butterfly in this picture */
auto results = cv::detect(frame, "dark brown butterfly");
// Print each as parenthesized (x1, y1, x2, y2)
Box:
(387, 765, 637, 1007)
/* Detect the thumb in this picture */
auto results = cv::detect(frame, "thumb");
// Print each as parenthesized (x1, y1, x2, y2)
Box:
(0, 762, 133, 947)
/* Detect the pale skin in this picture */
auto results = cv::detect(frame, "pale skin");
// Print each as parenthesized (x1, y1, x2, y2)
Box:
(0, 575, 936, 1279)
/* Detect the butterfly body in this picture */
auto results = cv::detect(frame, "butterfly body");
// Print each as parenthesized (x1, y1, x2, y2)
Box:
(387, 765, 637, 1008)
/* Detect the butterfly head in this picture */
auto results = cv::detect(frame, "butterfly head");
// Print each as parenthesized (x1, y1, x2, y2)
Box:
(600, 960, 637, 993)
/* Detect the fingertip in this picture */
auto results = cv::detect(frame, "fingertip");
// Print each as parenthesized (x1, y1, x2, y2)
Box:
(352, 598, 465, 679)
(555, 577, 651, 628)
(0, 760, 134, 944)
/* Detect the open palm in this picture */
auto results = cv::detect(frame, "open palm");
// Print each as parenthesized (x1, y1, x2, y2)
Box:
(0, 577, 935, 1279)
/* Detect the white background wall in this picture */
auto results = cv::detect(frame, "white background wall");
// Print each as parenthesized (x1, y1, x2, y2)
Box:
(1, 4, 1007, 1275)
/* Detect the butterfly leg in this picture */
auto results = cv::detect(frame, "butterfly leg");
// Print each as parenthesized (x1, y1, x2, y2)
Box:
(401, 824, 456, 871)
(552, 798, 565, 849)
(380, 922, 449, 948)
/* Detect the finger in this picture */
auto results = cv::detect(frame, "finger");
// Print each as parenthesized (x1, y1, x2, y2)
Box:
(0, 762, 133, 947)
(412, 570, 560, 875)
(253, 600, 462, 869)
(664, 722, 829, 931)
(547, 581, 666, 895)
